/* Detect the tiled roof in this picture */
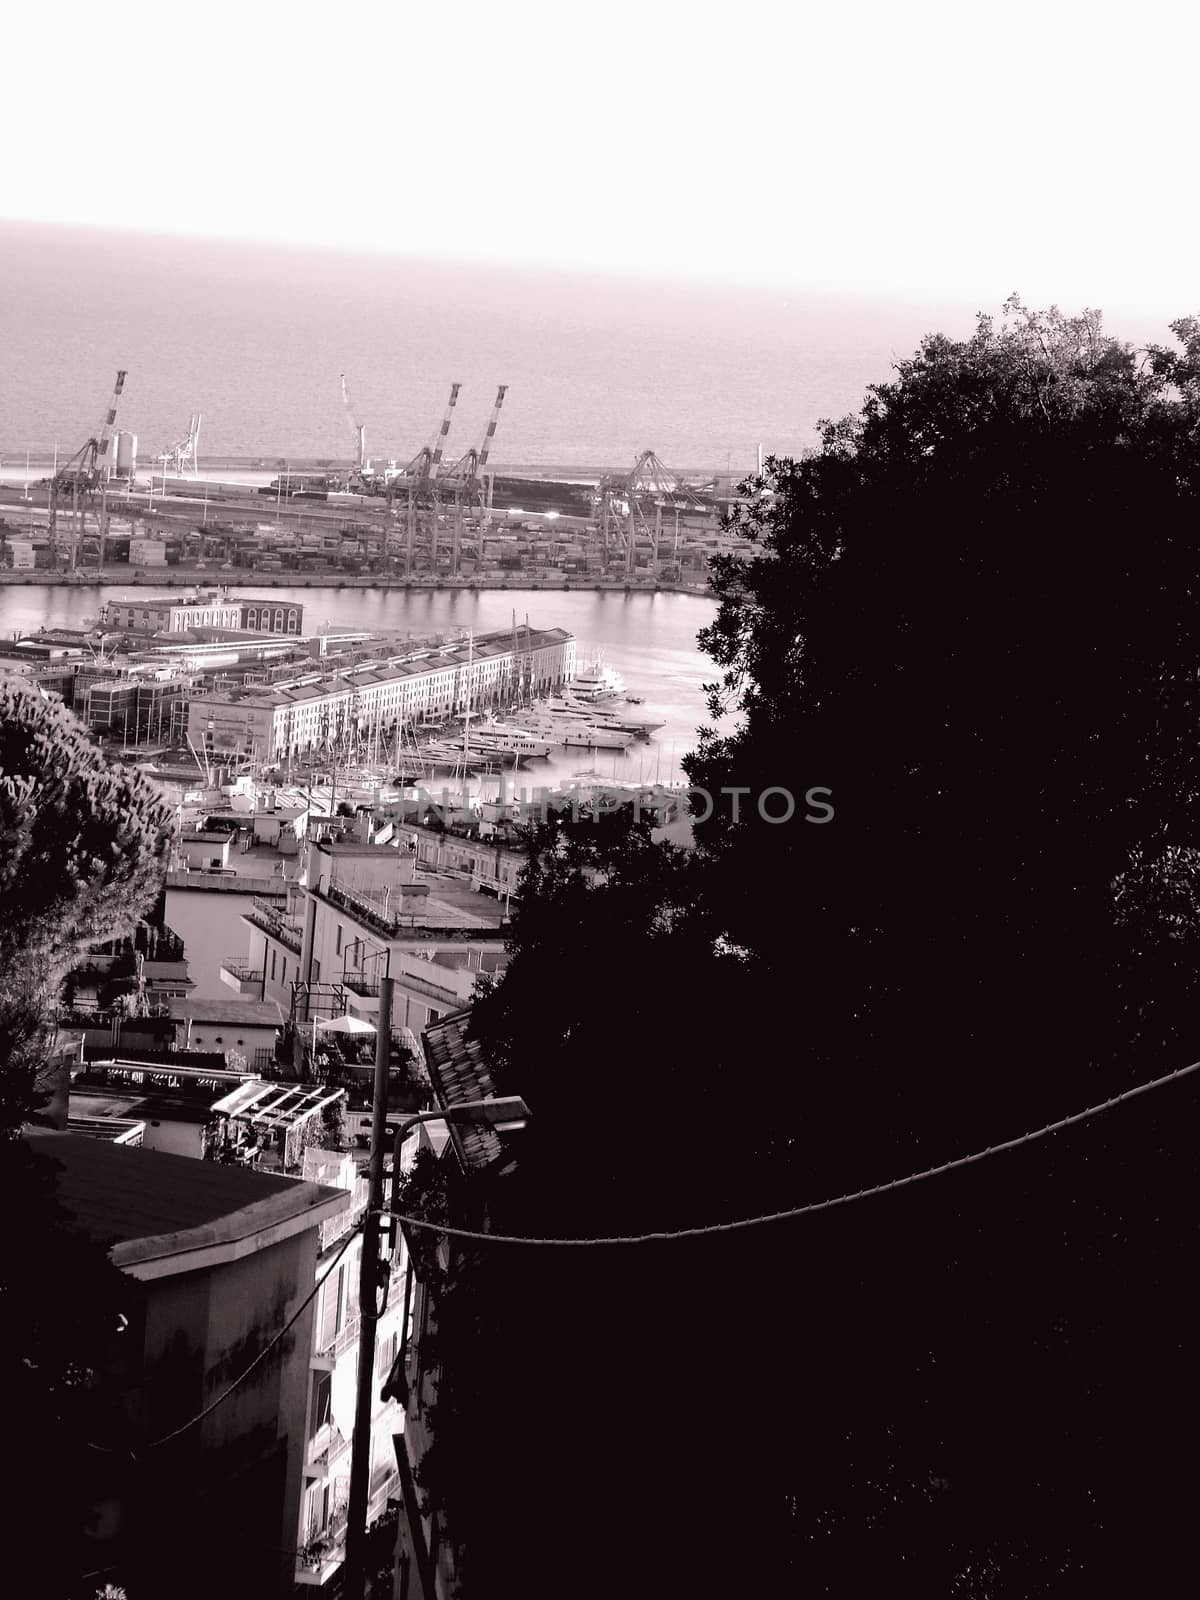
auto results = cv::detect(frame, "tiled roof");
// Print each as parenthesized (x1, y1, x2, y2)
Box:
(168, 997, 287, 1027)
(421, 1008, 503, 1170)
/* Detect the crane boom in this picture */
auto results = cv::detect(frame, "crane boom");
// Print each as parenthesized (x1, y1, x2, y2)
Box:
(475, 383, 507, 480)
(428, 382, 462, 481)
(94, 369, 127, 476)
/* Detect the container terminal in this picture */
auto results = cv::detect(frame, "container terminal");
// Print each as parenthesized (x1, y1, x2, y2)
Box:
(0, 370, 757, 589)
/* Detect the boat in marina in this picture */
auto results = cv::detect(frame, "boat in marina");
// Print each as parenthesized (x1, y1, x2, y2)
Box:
(569, 662, 627, 701)
(464, 723, 553, 761)
(541, 693, 663, 738)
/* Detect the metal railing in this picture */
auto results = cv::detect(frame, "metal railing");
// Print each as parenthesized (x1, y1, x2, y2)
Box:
(220, 956, 264, 984)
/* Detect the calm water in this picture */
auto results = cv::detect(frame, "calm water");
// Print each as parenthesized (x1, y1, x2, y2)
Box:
(0, 221, 988, 473)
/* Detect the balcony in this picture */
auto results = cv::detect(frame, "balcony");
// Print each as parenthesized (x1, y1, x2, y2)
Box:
(296, 1508, 348, 1587)
(244, 896, 304, 955)
(318, 1176, 368, 1252)
(218, 956, 264, 995)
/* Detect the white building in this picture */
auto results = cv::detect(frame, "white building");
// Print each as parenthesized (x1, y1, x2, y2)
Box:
(295, 1147, 406, 1586)
(187, 627, 576, 766)
(106, 590, 245, 633)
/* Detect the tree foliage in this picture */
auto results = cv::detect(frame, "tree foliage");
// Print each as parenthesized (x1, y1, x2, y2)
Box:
(400, 305, 1200, 1598)
(0, 676, 173, 1127)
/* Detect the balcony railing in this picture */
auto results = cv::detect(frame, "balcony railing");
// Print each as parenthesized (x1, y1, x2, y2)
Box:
(295, 1508, 348, 1585)
(219, 956, 264, 995)
(245, 897, 304, 954)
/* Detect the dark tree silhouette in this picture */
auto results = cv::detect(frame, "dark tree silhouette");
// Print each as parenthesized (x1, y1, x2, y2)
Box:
(399, 304, 1200, 1599)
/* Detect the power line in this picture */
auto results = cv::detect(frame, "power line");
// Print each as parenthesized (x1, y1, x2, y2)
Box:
(384, 1055, 1200, 1246)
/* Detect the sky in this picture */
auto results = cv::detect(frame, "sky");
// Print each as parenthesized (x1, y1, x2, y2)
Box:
(1, 0, 1196, 317)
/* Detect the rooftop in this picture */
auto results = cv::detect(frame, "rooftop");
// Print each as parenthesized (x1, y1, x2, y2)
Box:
(422, 1009, 503, 1171)
(26, 1131, 348, 1275)
(169, 997, 287, 1028)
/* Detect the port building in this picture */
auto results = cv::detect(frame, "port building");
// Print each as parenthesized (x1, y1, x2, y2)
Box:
(188, 626, 575, 764)
(103, 590, 305, 636)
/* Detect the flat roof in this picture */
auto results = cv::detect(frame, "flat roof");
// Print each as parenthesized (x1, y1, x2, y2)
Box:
(27, 1130, 348, 1273)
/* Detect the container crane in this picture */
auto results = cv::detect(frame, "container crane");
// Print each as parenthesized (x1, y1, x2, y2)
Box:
(48, 369, 127, 565)
(158, 413, 202, 477)
(388, 382, 462, 576)
(441, 384, 508, 574)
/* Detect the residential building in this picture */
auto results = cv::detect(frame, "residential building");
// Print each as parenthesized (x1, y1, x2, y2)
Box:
(67, 1059, 345, 1169)
(303, 836, 506, 1050)
(178, 828, 235, 870)
(387, 1009, 526, 1600)
(295, 1147, 407, 1588)
(169, 995, 288, 1071)
(30, 1130, 349, 1600)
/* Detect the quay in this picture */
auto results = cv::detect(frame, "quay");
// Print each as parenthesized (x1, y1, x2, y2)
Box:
(0, 567, 712, 595)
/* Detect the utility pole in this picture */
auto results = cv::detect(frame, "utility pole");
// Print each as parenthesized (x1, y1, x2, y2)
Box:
(344, 972, 393, 1600)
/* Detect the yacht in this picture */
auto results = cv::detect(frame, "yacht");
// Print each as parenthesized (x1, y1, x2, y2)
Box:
(518, 709, 633, 750)
(568, 662, 626, 701)
(467, 725, 553, 762)
(542, 693, 663, 738)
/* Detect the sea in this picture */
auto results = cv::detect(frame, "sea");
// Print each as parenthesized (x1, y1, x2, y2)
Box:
(0, 220, 996, 473)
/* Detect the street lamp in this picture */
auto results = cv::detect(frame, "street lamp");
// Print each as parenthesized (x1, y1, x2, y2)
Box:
(343, 1091, 531, 1600)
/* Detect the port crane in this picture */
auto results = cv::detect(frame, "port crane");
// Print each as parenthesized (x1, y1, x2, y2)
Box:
(387, 382, 462, 576)
(158, 413, 202, 477)
(47, 369, 127, 567)
(597, 450, 709, 578)
(440, 384, 508, 575)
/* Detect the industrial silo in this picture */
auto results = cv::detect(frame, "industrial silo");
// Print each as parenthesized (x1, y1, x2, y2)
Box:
(115, 431, 138, 480)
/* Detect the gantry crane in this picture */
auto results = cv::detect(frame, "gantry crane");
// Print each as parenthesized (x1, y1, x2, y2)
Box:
(158, 413, 202, 476)
(440, 384, 508, 574)
(597, 450, 709, 578)
(48, 369, 127, 567)
(387, 382, 462, 576)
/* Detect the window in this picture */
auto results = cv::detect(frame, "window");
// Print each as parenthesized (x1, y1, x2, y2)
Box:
(309, 1370, 332, 1436)
(270, 950, 277, 981)
(333, 1264, 346, 1333)
(335, 925, 343, 957)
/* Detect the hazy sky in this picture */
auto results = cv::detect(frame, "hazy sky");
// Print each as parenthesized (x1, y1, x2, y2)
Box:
(2, 0, 1195, 316)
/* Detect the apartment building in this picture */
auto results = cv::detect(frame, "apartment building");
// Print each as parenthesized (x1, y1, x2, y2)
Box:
(33, 1130, 348, 1600)
(295, 1147, 407, 1587)
(388, 1010, 526, 1600)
